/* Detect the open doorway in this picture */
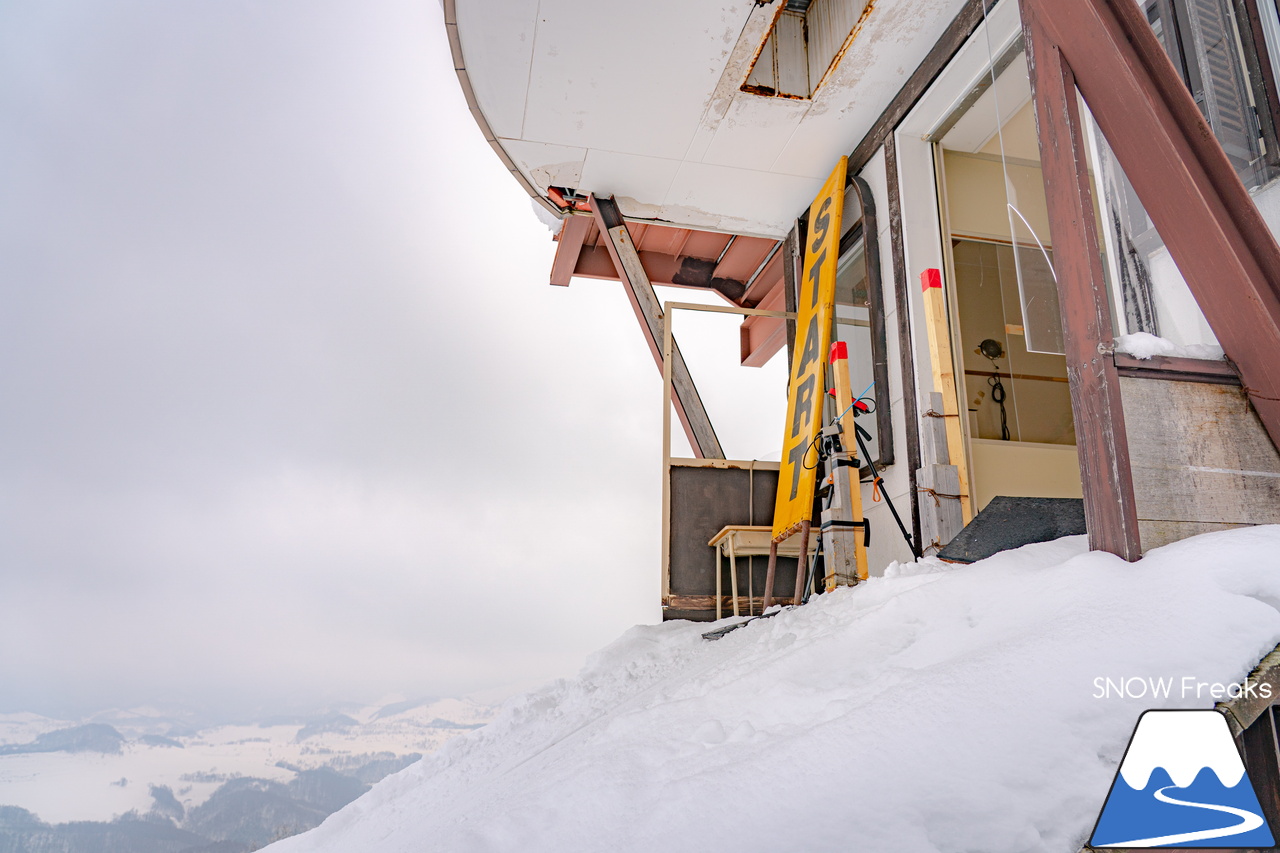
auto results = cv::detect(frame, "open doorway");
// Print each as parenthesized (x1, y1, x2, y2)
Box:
(934, 51, 1084, 511)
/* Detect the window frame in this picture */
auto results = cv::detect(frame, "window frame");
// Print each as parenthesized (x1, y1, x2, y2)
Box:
(833, 175, 894, 474)
(1235, 0, 1280, 171)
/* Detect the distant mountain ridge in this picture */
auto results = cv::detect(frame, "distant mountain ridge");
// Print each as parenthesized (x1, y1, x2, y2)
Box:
(0, 724, 125, 756)
(0, 697, 496, 852)
(0, 754, 422, 853)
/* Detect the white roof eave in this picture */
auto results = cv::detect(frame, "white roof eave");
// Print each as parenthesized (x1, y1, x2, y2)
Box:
(449, 0, 972, 236)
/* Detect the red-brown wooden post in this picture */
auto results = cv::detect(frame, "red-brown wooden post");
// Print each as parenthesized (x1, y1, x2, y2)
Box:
(762, 540, 779, 611)
(1021, 4, 1143, 561)
(792, 519, 812, 605)
(1020, 0, 1280, 461)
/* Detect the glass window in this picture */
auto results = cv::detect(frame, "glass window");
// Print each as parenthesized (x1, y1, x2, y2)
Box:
(834, 239, 879, 461)
(830, 206, 893, 470)
(1085, 107, 1224, 350)
(1144, 0, 1280, 188)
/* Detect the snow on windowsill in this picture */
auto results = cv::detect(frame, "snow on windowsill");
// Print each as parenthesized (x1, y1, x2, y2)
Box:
(1115, 331, 1224, 361)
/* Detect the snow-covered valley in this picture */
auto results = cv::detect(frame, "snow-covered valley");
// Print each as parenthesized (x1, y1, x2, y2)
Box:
(264, 527, 1280, 853)
(0, 697, 495, 850)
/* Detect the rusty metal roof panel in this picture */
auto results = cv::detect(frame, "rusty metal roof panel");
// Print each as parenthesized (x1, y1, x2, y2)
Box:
(560, 218, 782, 299)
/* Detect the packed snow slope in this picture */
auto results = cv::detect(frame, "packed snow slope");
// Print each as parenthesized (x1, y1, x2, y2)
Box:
(266, 527, 1280, 853)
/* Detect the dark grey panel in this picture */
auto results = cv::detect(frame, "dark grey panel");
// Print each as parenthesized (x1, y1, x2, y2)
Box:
(937, 496, 1086, 563)
(667, 465, 799, 610)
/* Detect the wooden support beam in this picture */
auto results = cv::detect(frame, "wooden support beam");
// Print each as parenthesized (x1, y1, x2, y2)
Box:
(1113, 353, 1242, 385)
(1020, 0, 1280, 458)
(1021, 6, 1142, 561)
(739, 279, 787, 367)
(738, 245, 785, 306)
(791, 520, 812, 606)
(1241, 707, 1280, 835)
(917, 392, 964, 554)
(571, 246, 750, 300)
(549, 214, 591, 286)
(590, 195, 724, 460)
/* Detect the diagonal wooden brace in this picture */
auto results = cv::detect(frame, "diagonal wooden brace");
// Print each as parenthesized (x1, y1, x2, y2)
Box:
(589, 195, 723, 459)
(1021, 0, 1280, 459)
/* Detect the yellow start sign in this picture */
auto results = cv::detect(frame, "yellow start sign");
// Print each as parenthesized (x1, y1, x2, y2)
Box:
(772, 157, 847, 541)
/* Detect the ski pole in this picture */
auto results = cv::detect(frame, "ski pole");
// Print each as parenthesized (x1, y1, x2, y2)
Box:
(853, 421, 920, 559)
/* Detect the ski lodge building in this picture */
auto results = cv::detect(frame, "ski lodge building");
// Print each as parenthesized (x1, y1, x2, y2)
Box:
(442, 0, 1280, 622)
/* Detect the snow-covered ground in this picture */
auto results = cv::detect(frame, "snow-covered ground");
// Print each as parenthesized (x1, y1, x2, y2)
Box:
(0, 697, 493, 823)
(266, 527, 1280, 853)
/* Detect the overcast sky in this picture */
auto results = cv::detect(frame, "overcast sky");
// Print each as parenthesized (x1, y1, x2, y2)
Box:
(0, 0, 788, 719)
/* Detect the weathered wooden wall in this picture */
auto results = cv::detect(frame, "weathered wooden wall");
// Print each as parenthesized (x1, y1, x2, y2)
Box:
(1120, 377, 1280, 550)
(666, 463, 799, 622)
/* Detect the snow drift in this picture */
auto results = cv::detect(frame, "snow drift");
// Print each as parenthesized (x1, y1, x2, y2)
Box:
(265, 527, 1280, 853)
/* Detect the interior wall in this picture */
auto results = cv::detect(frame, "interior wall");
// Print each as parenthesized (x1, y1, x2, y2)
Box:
(949, 240, 1075, 445)
(970, 440, 1083, 508)
(940, 150, 1052, 245)
(978, 100, 1040, 160)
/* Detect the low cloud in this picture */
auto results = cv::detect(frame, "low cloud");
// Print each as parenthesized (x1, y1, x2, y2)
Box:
(0, 0, 664, 719)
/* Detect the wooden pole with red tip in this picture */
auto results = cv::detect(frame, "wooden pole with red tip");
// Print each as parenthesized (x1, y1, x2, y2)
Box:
(826, 340, 870, 586)
(920, 268, 972, 523)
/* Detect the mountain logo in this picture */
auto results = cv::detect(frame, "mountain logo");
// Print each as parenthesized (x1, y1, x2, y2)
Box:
(1090, 709, 1275, 848)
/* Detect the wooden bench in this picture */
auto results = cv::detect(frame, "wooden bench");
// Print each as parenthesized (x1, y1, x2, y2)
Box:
(707, 526, 816, 619)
